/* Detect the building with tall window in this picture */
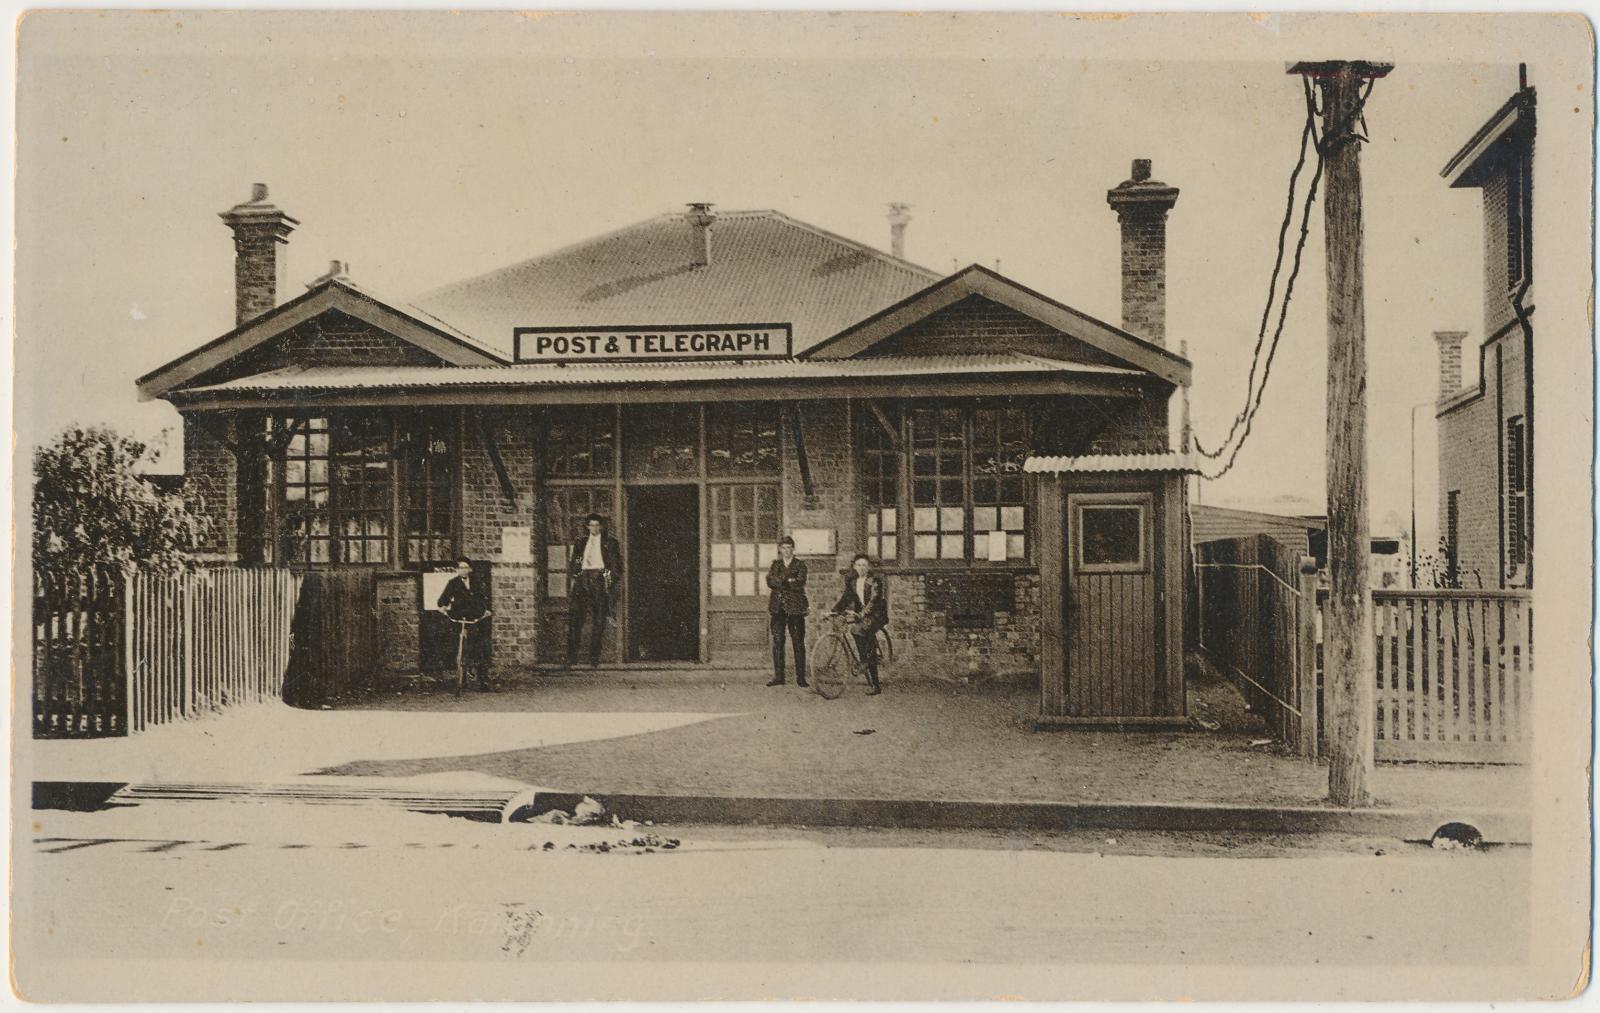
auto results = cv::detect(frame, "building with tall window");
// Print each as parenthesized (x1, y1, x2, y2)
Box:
(138, 160, 1196, 722)
(1433, 75, 1535, 590)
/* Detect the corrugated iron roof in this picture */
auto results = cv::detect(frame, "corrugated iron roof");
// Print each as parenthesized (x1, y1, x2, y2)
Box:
(176, 352, 1142, 396)
(1024, 452, 1201, 474)
(413, 210, 941, 359)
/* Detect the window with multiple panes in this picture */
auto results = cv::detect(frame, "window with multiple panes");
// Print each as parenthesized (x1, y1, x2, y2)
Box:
(543, 486, 615, 599)
(624, 404, 700, 479)
(706, 404, 780, 477)
(548, 406, 617, 478)
(277, 416, 332, 564)
(860, 407, 900, 562)
(910, 406, 967, 561)
(1506, 416, 1527, 573)
(887, 402, 1033, 565)
(401, 410, 456, 566)
(971, 406, 1030, 561)
(709, 484, 780, 597)
(256, 411, 453, 568)
(330, 414, 393, 564)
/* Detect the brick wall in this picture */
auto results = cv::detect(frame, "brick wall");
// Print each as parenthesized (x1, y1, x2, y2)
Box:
(181, 411, 239, 561)
(866, 295, 1122, 364)
(190, 310, 441, 388)
(1481, 171, 1516, 339)
(1084, 396, 1169, 455)
(782, 399, 855, 574)
(1436, 329, 1528, 588)
(376, 574, 420, 671)
(459, 407, 541, 667)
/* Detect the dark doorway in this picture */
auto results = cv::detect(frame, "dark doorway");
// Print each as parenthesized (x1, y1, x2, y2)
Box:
(625, 485, 700, 662)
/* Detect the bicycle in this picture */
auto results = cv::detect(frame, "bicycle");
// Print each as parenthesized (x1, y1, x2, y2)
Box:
(449, 611, 492, 698)
(809, 610, 892, 700)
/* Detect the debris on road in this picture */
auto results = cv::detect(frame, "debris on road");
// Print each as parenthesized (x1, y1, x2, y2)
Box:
(852, 729, 876, 736)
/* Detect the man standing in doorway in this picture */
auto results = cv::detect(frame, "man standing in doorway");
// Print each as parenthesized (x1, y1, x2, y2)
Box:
(766, 535, 809, 687)
(567, 513, 622, 669)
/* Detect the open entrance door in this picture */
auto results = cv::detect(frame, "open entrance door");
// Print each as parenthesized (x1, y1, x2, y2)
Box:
(625, 485, 700, 662)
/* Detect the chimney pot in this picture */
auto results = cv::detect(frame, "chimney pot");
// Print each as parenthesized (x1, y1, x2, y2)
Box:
(1106, 157, 1180, 346)
(686, 203, 716, 267)
(220, 184, 299, 326)
(887, 202, 912, 259)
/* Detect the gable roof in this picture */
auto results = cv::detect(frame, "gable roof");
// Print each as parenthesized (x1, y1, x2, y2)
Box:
(1441, 84, 1536, 188)
(136, 279, 506, 401)
(801, 264, 1191, 387)
(411, 209, 940, 359)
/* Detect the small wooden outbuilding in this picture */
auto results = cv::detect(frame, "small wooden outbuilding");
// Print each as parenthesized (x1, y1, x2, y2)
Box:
(1026, 453, 1197, 726)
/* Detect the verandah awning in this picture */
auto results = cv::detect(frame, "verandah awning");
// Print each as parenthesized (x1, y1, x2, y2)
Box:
(166, 352, 1156, 410)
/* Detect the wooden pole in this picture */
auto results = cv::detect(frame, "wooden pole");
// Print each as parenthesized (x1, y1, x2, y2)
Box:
(1292, 60, 1391, 806)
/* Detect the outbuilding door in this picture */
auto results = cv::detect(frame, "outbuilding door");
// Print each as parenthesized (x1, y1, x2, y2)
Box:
(1065, 491, 1159, 717)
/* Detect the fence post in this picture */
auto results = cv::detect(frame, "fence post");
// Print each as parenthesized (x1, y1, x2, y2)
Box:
(182, 574, 195, 720)
(1296, 555, 1320, 759)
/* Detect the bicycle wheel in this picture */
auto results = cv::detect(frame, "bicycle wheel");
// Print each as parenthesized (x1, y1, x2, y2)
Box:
(454, 626, 467, 698)
(810, 635, 849, 699)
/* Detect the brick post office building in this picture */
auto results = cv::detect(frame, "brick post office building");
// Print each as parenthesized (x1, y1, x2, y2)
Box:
(139, 162, 1197, 723)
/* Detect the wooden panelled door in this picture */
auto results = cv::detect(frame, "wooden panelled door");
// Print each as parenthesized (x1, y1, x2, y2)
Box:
(1065, 491, 1159, 717)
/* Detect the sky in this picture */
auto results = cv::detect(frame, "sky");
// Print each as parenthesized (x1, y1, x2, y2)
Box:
(14, 12, 1543, 551)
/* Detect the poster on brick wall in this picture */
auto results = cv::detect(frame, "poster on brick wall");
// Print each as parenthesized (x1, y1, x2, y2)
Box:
(499, 525, 532, 564)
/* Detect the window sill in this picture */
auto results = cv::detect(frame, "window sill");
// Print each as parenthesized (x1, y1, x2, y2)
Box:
(875, 563, 1038, 577)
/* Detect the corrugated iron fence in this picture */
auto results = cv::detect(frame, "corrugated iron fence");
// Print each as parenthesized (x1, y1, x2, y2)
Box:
(34, 567, 379, 737)
(1195, 535, 1320, 757)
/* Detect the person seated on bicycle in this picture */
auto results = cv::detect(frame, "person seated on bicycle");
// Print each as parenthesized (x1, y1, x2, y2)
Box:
(832, 553, 888, 695)
(437, 556, 494, 691)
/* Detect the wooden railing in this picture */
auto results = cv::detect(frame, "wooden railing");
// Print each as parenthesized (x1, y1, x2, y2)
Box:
(1366, 588, 1532, 762)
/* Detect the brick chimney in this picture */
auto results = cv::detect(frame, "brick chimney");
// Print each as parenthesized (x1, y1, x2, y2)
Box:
(1106, 158, 1180, 346)
(887, 202, 912, 259)
(219, 184, 298, 326)
(686, 202, 716, 267)
(1434, 330, 1467, 402)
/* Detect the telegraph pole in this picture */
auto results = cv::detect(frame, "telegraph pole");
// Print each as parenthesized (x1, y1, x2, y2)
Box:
(1290, 60, 1391, 807)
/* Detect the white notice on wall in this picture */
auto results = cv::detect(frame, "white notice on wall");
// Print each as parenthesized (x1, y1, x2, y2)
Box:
(421, 569, 454, 613)
(987, 530, 1009, 563)
(501, 526, 532, 564)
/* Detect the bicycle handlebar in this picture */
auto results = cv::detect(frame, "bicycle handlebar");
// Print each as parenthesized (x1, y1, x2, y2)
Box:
(447, 611, 492, 625)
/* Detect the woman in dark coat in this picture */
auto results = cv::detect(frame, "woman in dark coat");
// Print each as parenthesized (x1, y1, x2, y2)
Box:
(833, 553, 889, 695)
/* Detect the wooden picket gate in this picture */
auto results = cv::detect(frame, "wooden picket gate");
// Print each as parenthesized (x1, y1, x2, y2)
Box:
(1368, 589, 1532, 762)
(33, 569, 128, 738)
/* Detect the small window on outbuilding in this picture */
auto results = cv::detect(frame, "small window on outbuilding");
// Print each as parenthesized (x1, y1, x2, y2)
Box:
(1077, 503, 1147, 573)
